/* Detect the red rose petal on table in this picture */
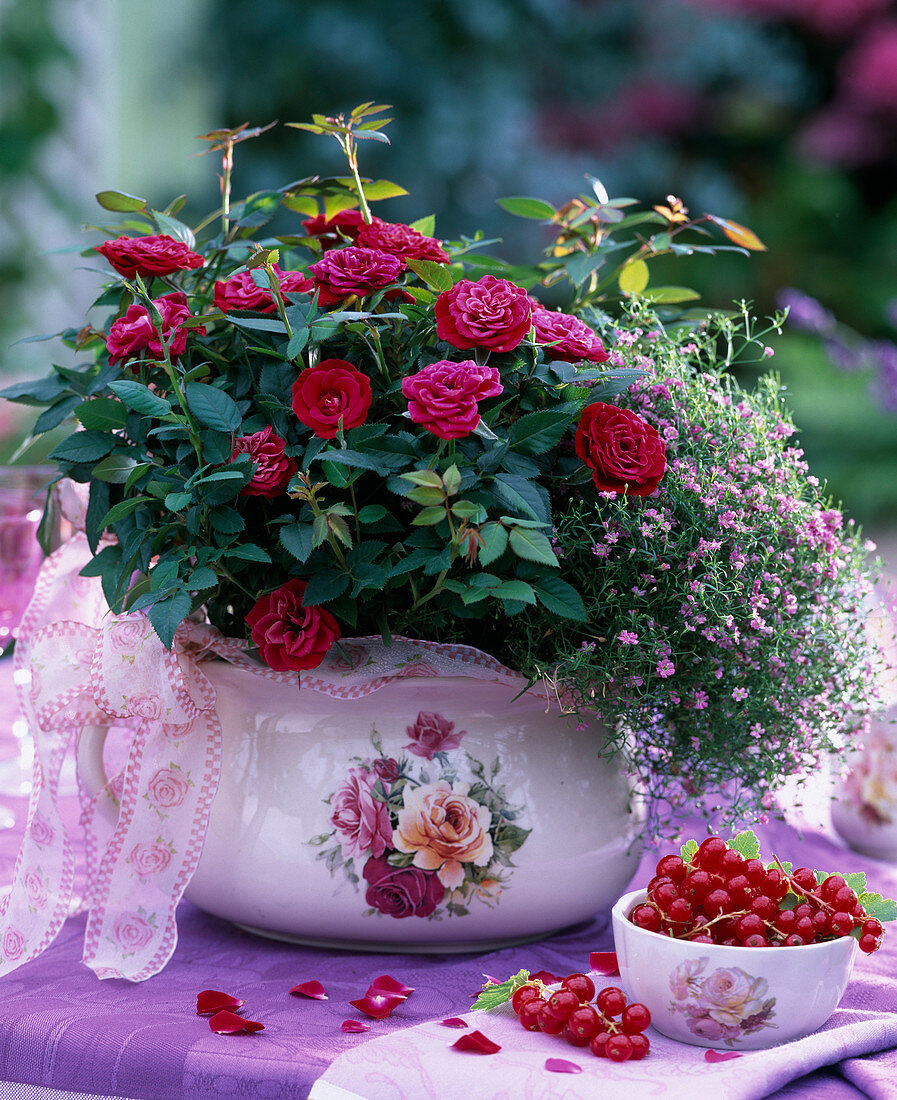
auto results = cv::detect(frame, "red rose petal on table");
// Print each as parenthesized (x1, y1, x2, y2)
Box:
(545, 1058, 583, 1074)
(369, 974, 414, 997)
(529, 970, 560, 984)
(441, 1017, 469, 1028)
(705, 1050, 743, 1063)
(451, 1030, 501, 1054)
(341, 1019, 371, 1034)
(589, 951, 620, 976)
(289, 980, 328, 1000)
(196, 990, 246, 1015)
(208, 1009, 264, 1034)
(349, 992, 406, 1019)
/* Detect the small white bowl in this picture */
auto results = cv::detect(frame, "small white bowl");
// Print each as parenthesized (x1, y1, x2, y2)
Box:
(611, 889, 857, 1050)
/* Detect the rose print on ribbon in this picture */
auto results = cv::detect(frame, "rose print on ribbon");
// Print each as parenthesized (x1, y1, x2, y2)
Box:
(111, 911, 155, 955)
(146, 767, 191, 812)
(314, 715, 529, 919)
(22, 870, 47, 910)
(1, 928, 25, 961)
(128, 842, 173, 877)
(669, 958, 777, 1044)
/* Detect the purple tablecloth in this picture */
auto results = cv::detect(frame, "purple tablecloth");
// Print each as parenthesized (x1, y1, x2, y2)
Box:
(0, 655, 895, 1099)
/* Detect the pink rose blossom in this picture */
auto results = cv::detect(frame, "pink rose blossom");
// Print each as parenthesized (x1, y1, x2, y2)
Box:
(106, 292, 204, 365)
(356, 218, 450, 264)
(129, 842, 172, 876)
(308, 246, 403, 305)
(435, 275, 532, 353)
(112, 911, 154, 952)
(330, 766, 393, 860)
(231, 425, 297, 498)
(147, 767, 189, 809)
(404, 711, 466, 760)
(402, 359, 503, 440)
(2, 927, 25, 960)
(532, 307, 610, 363)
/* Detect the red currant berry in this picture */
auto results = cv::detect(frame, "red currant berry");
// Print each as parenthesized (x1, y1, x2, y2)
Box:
(546, 988, 580, 1020)
(537, 1005, 566, 1034)
(713, 917, 738, 942)
(567, 1004, 602, 1039)
(794, 902, 813, 920)
(783, 933, 804, 946)
(833, 886, 858, 912)
(744, 933, 768, 947)
(794, 916, 815, 942)
(764, 868, 788, 902)
(863, 918, 884, 937)
(750, 894, 777, 921)
(628, 1033, 650, 1060)
(682, 869, 714, 902)
(703, 888, 732, 919)
(630, 903, 663, 933)
(561, 973, 596, 1002)
(820, 874, 846, 902)
(859, 934, 879, 955)
(791, 867, 817, 893)
(647, 874, 674, 897)
(519, 999, 544, 1031)
(727, 874, 753, 906)
(744, 858, 766, 887)
(621, 1002, 652, 1034)
(605, 1033, 633, 1062)
(563, 1022, 592, 1047)
(829, 911, 855, 936)
(668, 897, 694, 924)
(694, 837, 728, 872)
(735, 913, 765, 941)
(653, 882, 680, 911)
(690, 933, 714, 943)
(720, 848, 745, 876)
(655, 854, 687, 883)
(813, 911, 830, 935)
(774, 909, 797, 934)
(511, 984, 542, 1014)
(596, 987, 627, 1017)
(589, 1032, 610, 1058)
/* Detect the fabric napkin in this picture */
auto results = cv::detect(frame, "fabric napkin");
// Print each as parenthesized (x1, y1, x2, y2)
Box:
(308, 977, 897, 1100)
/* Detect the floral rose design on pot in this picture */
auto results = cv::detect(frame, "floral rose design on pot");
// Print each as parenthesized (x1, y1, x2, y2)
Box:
(313, 714, 529, 919)
(669, 958, 777, 1044)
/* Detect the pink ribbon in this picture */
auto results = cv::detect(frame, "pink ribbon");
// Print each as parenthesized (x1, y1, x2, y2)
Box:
(0, 534, 533, 981)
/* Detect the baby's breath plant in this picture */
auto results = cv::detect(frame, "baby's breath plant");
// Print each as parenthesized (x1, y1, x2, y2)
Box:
(1, 106, 880, 833)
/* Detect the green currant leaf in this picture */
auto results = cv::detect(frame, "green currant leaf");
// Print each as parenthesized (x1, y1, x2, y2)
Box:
(728, 830, 761, 860)
(471, 969, 531, 1012)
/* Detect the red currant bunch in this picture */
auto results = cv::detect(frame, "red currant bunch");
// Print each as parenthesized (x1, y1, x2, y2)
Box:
(511, 973, 651, 1061)
(629, 833, 891, 954)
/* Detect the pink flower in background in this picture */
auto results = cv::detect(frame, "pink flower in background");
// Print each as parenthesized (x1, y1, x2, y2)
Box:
(362, 856, 444, 918)
(147, 768, 189, 810)
(1, 927, 25, 960)
(231, 425, 297, 498)
(402, 358, 503, 440)
(330, 766, 393, 860)
(531, 308, 609, 363)
(840, 22, 897, 114)
(129, 843, 172, 877)
(404, 712, 466, 759)
(435, 276, 533, 353)
(112, 912, 153, 952)
(22, 870, 47, 909)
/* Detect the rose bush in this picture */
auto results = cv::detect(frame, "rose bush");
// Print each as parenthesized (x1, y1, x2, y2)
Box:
(5, 105, 880, 833)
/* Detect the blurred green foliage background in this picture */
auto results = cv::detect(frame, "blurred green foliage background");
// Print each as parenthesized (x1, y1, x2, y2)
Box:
(1, 0, 894, 522)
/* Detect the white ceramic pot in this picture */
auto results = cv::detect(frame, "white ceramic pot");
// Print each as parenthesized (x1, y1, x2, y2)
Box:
(84, 660, 644, 952)
(612, 890, 856, 1050)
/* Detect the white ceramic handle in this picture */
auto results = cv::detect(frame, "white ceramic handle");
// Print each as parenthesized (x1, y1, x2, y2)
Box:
(76, 724, 118, 824)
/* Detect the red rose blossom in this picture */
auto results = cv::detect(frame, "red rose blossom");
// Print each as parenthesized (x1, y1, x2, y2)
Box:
(301, 209, 367, 250)
(106, 291, 202, 365)
(362, 855, 445, 918)
(308, 246, 403, 304)
(213, 267, 315, 314)
(531, 307, 610, 363)
(574, 402, 666, 496)
(230, 425, 297, 498)
(95, 234, 204, 279)
(246, 578, 340, 672)
(435, 275, 532, 353)
(401, 359, 502, 440)
(292, 359, 373, 439)
(356, 218, 450, 264)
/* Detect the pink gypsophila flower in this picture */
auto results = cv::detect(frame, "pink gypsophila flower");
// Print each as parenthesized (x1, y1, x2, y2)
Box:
(402, 359, 502, 440)
(531, 307, 609, 363)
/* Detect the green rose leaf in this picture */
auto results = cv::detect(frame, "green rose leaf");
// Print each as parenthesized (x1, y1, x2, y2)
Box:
(183, 383, 242, 432)
(108, 380, 174, 418)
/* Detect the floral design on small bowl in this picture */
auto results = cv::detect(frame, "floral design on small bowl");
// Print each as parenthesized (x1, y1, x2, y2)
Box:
(669, 957, 777, 1045)
(313, 712, 529, 919)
